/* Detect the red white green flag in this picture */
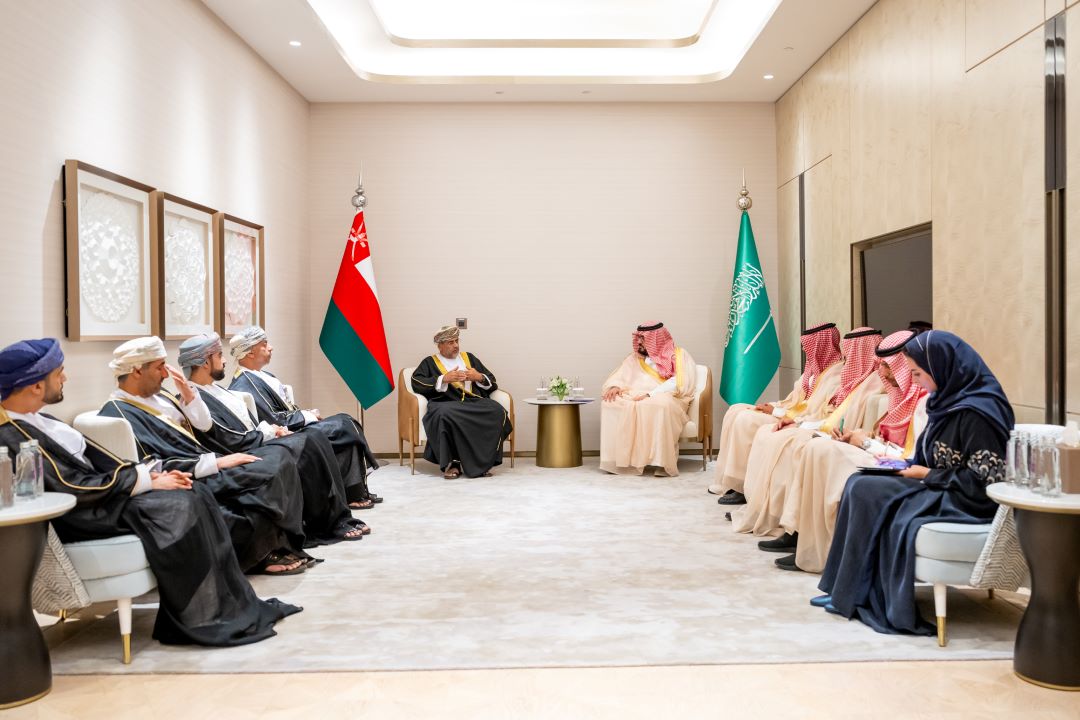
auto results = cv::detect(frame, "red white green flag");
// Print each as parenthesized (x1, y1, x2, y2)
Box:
(319, 209, 394, 408)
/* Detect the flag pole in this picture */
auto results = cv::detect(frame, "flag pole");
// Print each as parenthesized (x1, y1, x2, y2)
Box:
(352, 166, 366, 425)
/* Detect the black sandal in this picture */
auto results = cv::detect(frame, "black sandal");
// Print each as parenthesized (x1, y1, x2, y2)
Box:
(251, 551, 305, 576)
(349, 499, 374, 510)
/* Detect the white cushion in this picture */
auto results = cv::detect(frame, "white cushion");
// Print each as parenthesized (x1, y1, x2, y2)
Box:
(915, 522, 991, 563)
(74, 411, 139, 462)
(679, 365, 710, 441)
(82, 568, 158, 604)
(64, 534, 150, 581)
(914, 556, 977, 585)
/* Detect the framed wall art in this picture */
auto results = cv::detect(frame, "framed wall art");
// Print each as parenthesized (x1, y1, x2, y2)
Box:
(152, 192, 220, 339)
(216, 213, 265, 337)
(63, 160, 159, 341)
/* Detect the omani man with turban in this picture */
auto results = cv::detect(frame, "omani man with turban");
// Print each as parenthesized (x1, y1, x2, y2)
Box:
(99, 336, 311, 576)
(178, 333, 367, 544)
(228, 325, 382, 508)
(0, 338, 300, 648)
(409, 325, 512, 479)
(600, 322, 698, 477)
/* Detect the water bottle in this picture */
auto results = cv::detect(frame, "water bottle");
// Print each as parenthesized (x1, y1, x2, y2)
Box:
(1016, 432, 1031, 488)
(1029, 436, 1047, 494)
(0, 447, 13, 508)
(1040, 437, 1061, 496)
(1004, 430, 1019, 486)
(14, 441, 38, 502)
(29, 440, 45, 497)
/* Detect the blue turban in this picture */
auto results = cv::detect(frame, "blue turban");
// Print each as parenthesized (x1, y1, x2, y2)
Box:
(0, 338, 64, 399)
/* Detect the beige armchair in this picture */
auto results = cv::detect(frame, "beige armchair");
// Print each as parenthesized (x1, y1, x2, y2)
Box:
(397, 367, 515, 474)
(678, 365, 714, 471)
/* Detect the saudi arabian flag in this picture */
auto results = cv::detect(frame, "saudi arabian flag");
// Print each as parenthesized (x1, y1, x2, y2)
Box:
(319, 208, 394, 409)
(719, 210, 781, 405)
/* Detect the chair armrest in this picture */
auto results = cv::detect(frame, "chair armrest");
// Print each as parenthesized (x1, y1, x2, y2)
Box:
(74, 411, 139, 461)
(398, 368, 419, 443)
(490, 390, 514, 441)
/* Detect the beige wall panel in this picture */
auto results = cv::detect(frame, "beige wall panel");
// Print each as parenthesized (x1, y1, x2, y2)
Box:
(1048, 1, 1066, 17)
(931, 26, 1045, 415)
(802, 157, 851, 333)
(801, 37, 851, 171)
(848, 0, 932, 243)
(309, 103, 778, 452)
(1066, 6, 1080, 416)
(776, 179, 802, 373)
(775, 82, 805, 186)
(0, 0, 310, 423)
(966, 0, 1044, 69)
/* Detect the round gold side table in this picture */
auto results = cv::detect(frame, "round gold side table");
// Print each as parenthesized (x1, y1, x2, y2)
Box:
(525, 398, 594, 468)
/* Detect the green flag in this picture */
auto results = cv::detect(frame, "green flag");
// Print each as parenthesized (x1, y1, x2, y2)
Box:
(719, 210, 782, 405)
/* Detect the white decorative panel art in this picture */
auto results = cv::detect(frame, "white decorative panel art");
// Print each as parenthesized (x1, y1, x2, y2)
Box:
(222, 217, 263, 336)
(161, 197, 216, 338)
(64, 162, 155, 340)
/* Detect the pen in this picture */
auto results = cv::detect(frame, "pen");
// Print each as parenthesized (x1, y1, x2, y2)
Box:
(838, 418, 845, 433)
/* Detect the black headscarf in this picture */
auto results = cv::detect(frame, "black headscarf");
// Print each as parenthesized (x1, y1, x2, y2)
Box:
(903, 330, 1014, 448)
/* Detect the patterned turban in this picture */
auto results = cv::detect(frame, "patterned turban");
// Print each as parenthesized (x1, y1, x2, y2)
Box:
(229, 326, 268, 360)
(632, 322, 677, 379)
(799, 323, 842, 397)
(178, 333, 223, 377)
(0, 338, 64, 399)
(433, 325, 460, 344)
(829, 328, 882, 407)
(109, 336, 166, 378)
(876, 330, 927, 446)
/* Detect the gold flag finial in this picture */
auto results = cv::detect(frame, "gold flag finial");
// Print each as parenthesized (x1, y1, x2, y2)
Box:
(737, 169, 752, 211)
(351, 163, 366, 209)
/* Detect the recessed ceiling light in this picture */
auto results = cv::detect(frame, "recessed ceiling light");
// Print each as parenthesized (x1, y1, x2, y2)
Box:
(494, 90, 504, 94)
(763, 74, 774, 80)
(783, 46, 794, 51)
(289, 40, 302, 47)
(581, 90, 591, 94)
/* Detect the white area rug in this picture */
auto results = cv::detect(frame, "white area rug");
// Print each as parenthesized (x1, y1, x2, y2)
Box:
(49, 458, 1020, 674)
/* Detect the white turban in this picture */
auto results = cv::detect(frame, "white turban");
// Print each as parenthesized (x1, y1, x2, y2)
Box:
(229, 325, 267, 360)
(109, 336, 166, 377)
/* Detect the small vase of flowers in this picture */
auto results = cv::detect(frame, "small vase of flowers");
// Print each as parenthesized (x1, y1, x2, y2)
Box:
(548, 375, 571, 401)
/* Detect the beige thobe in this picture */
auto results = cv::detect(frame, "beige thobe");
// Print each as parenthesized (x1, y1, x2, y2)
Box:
(714, 363, 843, 494)
(783, 397, 929, 573)
(599, 348, 698, 477)
(731, 372, 886, 537)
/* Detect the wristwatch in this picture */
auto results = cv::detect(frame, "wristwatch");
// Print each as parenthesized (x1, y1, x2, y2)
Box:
(860, 438, 874, 451)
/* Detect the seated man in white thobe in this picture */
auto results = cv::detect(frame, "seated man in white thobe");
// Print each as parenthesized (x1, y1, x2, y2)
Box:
(600, 322, 698, 477)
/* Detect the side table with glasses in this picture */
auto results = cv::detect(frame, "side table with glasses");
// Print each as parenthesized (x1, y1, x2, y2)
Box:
(0, 492, 77, 708)
(524, 398, 595, 468)
(986, 483, 1080, 690)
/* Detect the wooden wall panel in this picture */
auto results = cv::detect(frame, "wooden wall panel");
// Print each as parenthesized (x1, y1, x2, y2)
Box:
(848, 0, 932, 243)
(801, 37, 851, 172)
(775, 81, 805, 186)
(1066, 6, 1080, 417)
(966, 0, 1046, 70)
(803, 156, 852, 333)
(932, 27, 1046, 416)
(776, 178, 802, 372)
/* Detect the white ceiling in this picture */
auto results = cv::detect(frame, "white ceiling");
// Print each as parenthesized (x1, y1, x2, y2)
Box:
(202, 0, 876, 102)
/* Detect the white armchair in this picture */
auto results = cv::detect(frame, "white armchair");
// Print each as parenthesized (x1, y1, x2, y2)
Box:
(397, 367, 515, 474)
(52, 411, 160, 664)
(678, 365, 714, 471)
(914, 422, 1055, 646)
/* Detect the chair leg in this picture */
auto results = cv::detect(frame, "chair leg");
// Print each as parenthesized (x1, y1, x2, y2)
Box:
(987, 588, 995, 600)
(410, 443, 415, 475)
(510, 437, 515, 468)
(398, 438, 403, 466)
(933, 584, 947, 647)
(57, 608, 67, 623)
(117, 597, 133, 664)
(701, 441, 707, 471)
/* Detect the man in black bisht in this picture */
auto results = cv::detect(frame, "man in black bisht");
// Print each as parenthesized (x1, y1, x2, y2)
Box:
(0, 338, 300, 647)
(98, 336, 310, 576)
(177, 332, 367, 544)
(410, 325, 512, 479)
(227, 325, 381, 509)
